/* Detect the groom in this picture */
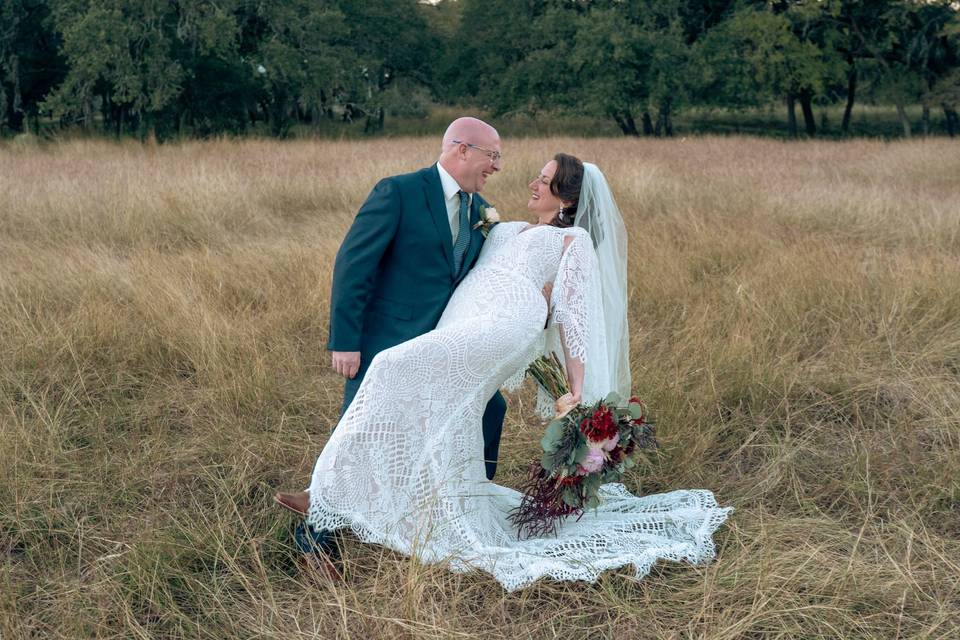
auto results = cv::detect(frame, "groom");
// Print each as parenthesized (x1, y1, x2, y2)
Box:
(329, 117, 505, 434)
(298, 117, 508, 577)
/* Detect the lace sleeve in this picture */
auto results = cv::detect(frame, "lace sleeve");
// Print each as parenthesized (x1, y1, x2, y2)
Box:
(549, 228, 611, 404)
(551, 229, 596, 363)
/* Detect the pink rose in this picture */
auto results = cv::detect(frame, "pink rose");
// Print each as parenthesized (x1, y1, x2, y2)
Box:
(600, 432, 620, 451)
(580, 446, 605, 474)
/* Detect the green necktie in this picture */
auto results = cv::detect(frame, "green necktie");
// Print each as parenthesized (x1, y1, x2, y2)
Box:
(453, 190, 471, 273)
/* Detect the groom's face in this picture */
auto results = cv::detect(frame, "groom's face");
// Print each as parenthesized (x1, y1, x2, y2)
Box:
(458, 133, 502, 193)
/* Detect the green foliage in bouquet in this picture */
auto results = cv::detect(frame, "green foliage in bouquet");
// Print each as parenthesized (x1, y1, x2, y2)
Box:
(509, 368, 658, 539)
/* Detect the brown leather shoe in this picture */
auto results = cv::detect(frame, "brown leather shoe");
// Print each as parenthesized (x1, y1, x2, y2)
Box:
(274, 491, 308, 517)
(299, 551, 344, 584)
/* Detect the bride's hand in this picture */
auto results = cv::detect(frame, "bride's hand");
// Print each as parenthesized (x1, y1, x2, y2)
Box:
(541, 282, 553, 302)
(554, 392, 581, 418)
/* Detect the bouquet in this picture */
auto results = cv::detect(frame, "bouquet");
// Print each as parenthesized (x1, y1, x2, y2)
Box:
(508, 356, 657, 540)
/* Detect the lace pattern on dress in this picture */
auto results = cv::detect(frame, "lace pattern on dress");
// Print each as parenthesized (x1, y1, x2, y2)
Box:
(305, 220, 732, 592)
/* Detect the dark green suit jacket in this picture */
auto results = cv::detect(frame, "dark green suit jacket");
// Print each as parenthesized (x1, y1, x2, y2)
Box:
(327, 163, 489, 407)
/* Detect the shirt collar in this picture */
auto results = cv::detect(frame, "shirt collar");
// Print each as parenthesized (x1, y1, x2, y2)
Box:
(436, 162, 467, 202)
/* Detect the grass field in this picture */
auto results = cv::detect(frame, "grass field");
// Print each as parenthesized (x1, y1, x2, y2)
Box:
(1, 135, 959, 638)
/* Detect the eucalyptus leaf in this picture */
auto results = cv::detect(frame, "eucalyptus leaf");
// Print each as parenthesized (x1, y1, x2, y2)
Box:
(542, 451, 558, 469)
(573, 442, 589, 464)
(540, 419, 565, 451)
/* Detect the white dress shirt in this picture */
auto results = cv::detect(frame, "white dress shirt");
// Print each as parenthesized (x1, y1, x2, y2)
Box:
(437, 162, 470, 245)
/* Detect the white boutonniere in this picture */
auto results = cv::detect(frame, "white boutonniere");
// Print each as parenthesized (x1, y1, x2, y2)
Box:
(473, 205, 500, 237)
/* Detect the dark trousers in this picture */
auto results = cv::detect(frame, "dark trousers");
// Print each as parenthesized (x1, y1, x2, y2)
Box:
(301, 381, 507, 557)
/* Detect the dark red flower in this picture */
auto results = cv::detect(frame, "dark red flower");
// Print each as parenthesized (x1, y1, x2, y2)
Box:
(581, 405, 618, 442)
(557, 473, 582, 486)
(580, 416, 592, 433)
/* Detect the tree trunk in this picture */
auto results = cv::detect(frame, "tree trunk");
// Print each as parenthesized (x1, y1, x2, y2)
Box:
(319, 90, 333, 120)
(5, 99, 25, 132)
(611, 110, 639, 136)
(799, 89, 816, 137)
(363, 106, 385, 134)
(270, 88, 290, 137)
(82, 97, 93, 132)
(100, 89, 110, 134)
(786, 94, 798, 138)
(11, 55, 22, 114)
(8, 54, 24, 132)
(841, 65, 856, 135)
(921, 104, 930, 136)
(655, 98, 673, 137)
(141, 111, 157, 144)
(944, 106, 959, 137)
(641, 111, 653, 136)
(0, 80, 6, 132)
(895, 102, 911, 138)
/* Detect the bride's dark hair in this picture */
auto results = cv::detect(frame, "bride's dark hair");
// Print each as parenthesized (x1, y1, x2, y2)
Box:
(549, 153, 584, 228)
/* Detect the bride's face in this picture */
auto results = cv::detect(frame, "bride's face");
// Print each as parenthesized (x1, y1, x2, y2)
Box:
(527, 160, 565, 217)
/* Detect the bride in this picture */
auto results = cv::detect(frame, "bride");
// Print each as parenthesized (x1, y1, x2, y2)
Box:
(276, 154, 732, 592)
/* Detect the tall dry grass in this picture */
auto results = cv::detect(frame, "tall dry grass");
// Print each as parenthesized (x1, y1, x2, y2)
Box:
(1, 135, 959, 639)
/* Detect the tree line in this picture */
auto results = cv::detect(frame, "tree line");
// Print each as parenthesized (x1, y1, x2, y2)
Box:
(2, 0, 958, 140)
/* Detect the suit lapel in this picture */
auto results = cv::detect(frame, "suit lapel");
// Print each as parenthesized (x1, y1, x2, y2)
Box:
(423, 164, 454, 273)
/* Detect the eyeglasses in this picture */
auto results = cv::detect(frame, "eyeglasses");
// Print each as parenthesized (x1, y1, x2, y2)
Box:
(451, 139, 502, 163)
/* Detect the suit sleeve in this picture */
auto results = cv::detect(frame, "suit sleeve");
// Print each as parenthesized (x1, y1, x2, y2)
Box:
(327, 178, 401, 351)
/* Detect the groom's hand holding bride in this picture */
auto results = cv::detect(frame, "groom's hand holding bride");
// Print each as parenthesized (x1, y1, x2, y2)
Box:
(332, 351, 361, 379)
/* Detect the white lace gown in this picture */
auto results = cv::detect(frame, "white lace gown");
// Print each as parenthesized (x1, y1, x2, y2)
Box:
(306, 221, 733, 591)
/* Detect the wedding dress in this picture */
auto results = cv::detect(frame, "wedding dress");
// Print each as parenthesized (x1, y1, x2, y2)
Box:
(305, 217, 733, 592)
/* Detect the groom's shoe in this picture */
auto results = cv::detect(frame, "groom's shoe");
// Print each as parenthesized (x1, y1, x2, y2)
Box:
(294, 521, 344, 584)
(298, 551, 344, 584)
(274, 491, 308, 517)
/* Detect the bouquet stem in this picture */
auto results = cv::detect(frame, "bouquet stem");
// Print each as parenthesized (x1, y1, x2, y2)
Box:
(527, 353, 569, 401)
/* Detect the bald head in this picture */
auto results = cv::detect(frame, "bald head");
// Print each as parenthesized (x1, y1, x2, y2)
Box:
(441, 117, 499, 150)
(438, 117, 501, 194)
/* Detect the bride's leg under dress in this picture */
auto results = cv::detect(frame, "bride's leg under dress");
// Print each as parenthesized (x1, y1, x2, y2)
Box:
(305, 312, 522, 557)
